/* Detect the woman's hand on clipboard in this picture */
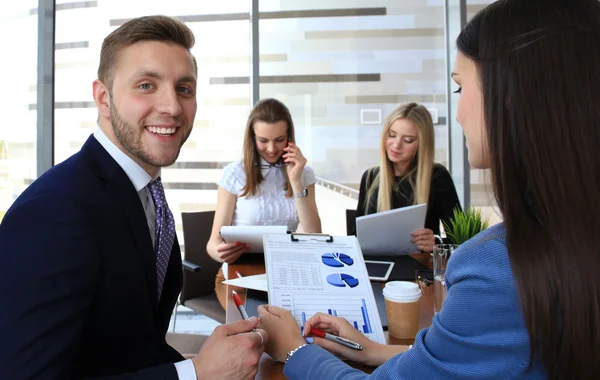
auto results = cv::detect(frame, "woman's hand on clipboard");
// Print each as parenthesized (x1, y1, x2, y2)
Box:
(216, 241, 250, 263)
(257, 305, 308, 363)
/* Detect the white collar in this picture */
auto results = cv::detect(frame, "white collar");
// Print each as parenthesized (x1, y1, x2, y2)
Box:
(93, 127, 159, 191)
(259, 157, 283, 176)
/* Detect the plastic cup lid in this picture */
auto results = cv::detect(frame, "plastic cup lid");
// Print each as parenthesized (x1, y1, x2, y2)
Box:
(383, 281, 422, 301)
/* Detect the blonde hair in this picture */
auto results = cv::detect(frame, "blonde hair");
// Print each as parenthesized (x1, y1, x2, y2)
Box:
(240, 98, 296, 198)
(364, 103, 435, 212)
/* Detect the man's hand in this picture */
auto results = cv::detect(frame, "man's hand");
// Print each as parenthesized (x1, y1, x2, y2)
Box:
(192, 317, 268, 380)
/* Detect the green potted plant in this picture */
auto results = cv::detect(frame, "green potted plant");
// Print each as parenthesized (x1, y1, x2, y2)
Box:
(442, 206, 490, 245)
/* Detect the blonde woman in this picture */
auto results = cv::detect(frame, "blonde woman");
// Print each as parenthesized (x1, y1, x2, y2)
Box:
(354, 103, 461, 252)
(207, 98, 321, 308)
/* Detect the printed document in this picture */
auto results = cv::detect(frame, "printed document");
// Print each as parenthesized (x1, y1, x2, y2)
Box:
(263, 234, 386, 344)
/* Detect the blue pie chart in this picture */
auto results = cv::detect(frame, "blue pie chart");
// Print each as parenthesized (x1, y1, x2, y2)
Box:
(322, 252, 354, 267)
(326, 273, 360, 288)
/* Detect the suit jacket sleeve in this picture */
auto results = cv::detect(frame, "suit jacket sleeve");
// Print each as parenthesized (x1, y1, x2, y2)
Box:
(0, 194, 179, 380)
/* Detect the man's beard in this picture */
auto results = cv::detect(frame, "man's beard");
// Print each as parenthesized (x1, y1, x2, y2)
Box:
(109, 101, 188, 168)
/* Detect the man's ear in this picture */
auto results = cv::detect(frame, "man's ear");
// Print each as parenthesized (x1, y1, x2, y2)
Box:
(93, 79, 111, 119)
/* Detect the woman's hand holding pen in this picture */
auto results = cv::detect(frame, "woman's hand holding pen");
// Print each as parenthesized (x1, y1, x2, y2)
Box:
(257, 305, 378, 365)
(302, 312, 385, 367)
(216, 241, 250, 263)
(258, 305, 408, 366)
(257, 305, 309, 363)
(283, 142, 307, 191)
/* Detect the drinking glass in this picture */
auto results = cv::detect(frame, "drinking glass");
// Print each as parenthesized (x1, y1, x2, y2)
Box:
(432, 244, 458, 314)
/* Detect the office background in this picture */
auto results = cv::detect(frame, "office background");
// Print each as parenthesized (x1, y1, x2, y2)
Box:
(0, 0, 500, 241)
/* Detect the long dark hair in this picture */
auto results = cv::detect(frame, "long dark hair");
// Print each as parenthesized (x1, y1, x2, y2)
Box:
(457, 0, 600, 378)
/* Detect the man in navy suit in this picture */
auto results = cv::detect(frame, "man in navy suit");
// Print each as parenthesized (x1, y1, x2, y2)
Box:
(0, 15, 267, 380)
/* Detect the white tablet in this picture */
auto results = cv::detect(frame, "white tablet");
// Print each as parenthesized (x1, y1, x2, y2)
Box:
(356, 203, 427, 255)
(220, 225, 288, 253)
(365, 260, 395, 282)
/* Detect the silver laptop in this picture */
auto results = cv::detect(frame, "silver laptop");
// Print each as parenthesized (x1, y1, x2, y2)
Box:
(356, 204, 427, 255)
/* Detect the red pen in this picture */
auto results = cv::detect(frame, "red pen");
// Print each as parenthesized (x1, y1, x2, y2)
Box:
(232, 290, 250, 320)
(310, 328, 363, 351)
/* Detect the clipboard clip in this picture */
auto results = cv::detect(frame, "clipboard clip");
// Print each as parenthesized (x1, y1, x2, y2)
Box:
(290, 233, 334, 243)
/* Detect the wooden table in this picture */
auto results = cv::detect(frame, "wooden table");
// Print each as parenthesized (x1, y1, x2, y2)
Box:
(225, 254, 434, 379)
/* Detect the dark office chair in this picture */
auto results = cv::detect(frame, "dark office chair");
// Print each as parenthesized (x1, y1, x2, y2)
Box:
(175, 210, 226, 325)
(346, 209, 357, 236)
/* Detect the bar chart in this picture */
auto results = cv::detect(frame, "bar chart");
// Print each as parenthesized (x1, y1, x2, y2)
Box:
(295, 295, 373, 335)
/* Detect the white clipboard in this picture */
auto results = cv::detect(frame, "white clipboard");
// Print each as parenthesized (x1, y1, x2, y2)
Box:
(263, 233, 386, 344)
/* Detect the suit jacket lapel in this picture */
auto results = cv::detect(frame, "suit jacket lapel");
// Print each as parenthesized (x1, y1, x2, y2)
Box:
(82, 136, 159, 311)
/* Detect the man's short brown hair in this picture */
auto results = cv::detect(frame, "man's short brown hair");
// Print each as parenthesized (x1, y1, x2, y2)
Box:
(98, 15, 196, 89)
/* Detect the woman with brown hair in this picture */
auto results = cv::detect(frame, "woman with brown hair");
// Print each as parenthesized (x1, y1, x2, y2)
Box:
(257, 0, 600, 378)
(207, 98, 321, 308)
(354, 102, 461, 252)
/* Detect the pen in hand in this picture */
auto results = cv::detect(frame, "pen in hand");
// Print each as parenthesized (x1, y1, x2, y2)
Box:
(232, 290, 263, 340)
(310, 328, 363, 351)
(232, 290, 250, 320)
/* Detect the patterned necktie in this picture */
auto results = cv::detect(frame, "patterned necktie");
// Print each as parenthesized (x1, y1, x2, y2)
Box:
(147, 177, 175, 300)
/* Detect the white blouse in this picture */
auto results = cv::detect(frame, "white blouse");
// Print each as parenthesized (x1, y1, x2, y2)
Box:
(218, 159, 317, 231)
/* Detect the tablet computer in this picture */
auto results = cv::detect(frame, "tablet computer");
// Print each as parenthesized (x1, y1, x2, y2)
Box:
(220, 225, 287, 253)
(365, 260, 395, 282)
(356, 204, 427, 255)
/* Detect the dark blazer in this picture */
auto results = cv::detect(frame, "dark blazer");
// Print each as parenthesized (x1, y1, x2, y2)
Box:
(0, 136, 184, 379)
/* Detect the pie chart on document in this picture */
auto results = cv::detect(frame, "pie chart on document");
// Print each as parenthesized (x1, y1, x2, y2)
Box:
(321, 252, 354, 267)
(326, 273, 360, 288)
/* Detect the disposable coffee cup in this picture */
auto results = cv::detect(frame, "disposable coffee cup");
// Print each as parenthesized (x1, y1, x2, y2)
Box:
(383, 281, 422, 339)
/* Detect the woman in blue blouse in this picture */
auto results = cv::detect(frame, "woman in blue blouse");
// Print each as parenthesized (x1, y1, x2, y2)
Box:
(257, 0, 600, 379)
